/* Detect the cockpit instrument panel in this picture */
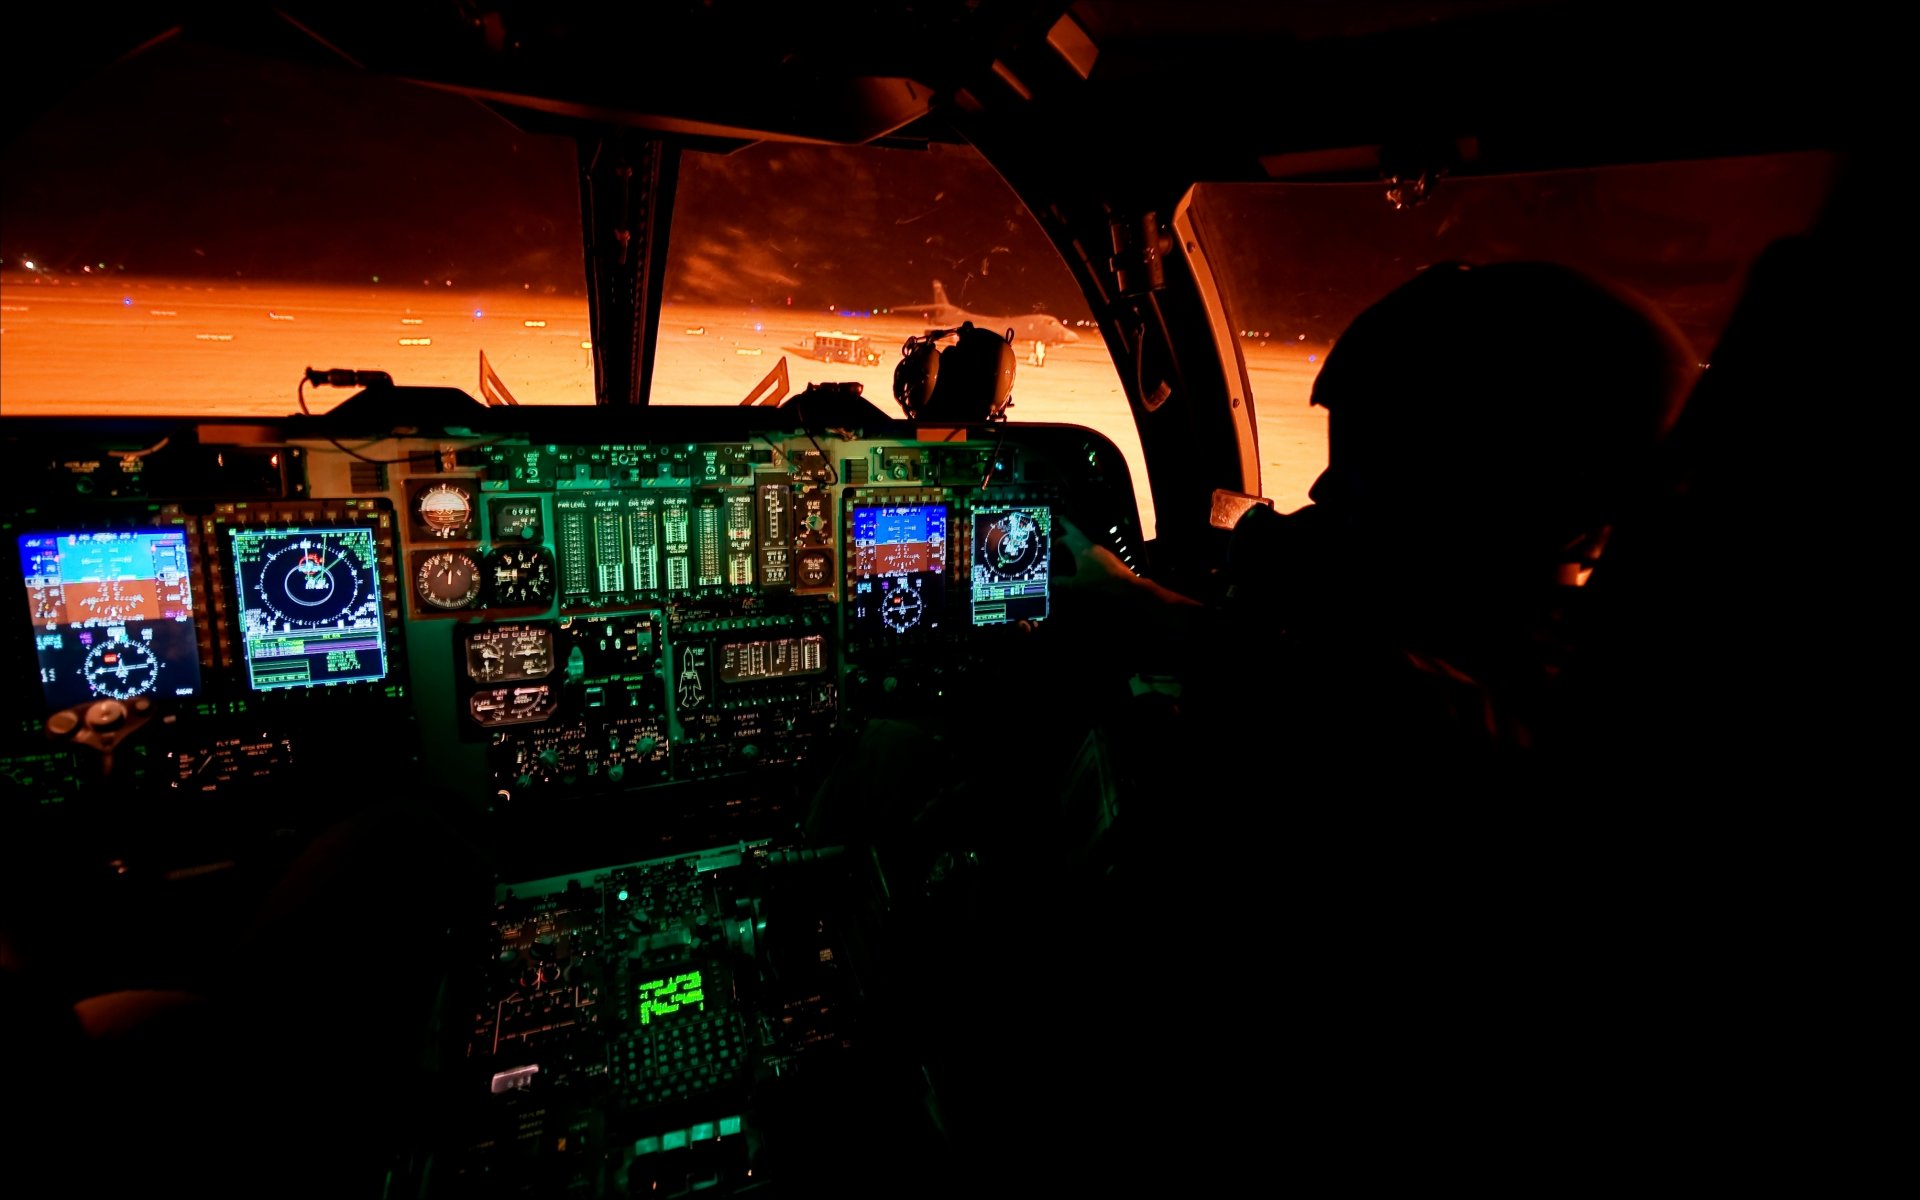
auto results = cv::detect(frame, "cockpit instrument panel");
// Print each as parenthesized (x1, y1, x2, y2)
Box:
(229, 525, 389, 691)
(19, 528, 203, 708)
(4, 415, 1146, 837)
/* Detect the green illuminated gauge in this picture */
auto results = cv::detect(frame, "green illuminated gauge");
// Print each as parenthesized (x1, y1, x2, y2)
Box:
(414, 549, 483, 611)
(798, 490, 833, 545)
(83, 639, 159, 699)
(486, 545, 556, 607)
(489, 498, 544, 542)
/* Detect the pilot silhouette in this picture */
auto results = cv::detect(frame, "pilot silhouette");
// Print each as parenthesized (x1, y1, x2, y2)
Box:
(1060, 259, 1698, 760)
(1035, 259, 1705, 1190)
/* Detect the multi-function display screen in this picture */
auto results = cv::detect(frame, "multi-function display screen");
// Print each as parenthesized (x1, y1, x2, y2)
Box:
(970, 504, 1051, 625)
(19, 529, 203, 709)
(229, 526, 389, 691)
(848, 504, 947, 637)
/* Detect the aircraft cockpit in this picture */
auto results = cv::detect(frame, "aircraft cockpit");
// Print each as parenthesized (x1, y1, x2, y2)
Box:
(0, 2, 1881, 1196)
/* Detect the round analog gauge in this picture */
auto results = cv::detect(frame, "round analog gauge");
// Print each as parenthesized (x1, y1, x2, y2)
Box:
(414, 549, 483, 611)
(880, 577, 925, 633)
(413, 481, 476, 539)
(798, 491, 833, 545)
(797, 549, 833, 588)
(83, 640, 159, 699)
(486, 546, 556, 607)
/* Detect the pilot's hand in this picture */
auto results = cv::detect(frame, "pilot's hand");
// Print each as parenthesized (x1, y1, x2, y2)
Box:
(1053, 516, 1203, 610)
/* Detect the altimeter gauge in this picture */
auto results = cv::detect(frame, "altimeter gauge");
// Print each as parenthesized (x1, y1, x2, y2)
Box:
(486, 545, 556, 607)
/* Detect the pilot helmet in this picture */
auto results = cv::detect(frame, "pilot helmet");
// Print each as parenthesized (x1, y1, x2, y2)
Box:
(1306, 260, 1697, 568)
(894, 322, 1017, 422)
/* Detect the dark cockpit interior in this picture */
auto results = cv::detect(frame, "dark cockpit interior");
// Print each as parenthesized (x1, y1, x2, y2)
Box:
(0, 3, 1885, 1196)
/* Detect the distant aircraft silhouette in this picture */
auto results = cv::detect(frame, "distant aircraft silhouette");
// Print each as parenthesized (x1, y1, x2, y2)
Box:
(906, 281, 1080, 346)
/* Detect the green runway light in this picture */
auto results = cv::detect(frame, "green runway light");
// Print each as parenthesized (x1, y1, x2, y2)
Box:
(616, 888, 629, 902)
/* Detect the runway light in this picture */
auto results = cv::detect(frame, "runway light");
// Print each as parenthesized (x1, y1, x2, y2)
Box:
(474, 309, 484, 318)
(123, 297, 133, 306)
(23, 261, 34, 270)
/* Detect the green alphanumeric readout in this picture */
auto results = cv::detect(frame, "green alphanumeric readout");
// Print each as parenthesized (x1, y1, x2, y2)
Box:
(637, 970, 705, 1024)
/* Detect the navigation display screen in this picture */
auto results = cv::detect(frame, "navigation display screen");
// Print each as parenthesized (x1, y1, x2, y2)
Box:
(229, 526, 389, 691)
(20, 529, 203, 709)
(970, 504, 1051, 625)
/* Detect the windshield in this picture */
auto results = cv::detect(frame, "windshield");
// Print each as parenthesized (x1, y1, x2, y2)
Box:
(2, 34, 1838, 539)
(653, 139, 1143, 524)
(0, 39, 595, 413)
(1190, 152, 1838, 512)
(0, 37, 1150, 531)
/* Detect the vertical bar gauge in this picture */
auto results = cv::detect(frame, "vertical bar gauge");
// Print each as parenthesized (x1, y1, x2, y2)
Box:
(757, 480, 792, 591)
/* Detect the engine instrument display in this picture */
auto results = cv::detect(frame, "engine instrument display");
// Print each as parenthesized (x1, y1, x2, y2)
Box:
(970, 504, 1051, 625)
(19, 529, 203, 709)
(720, 635, 827, 683)
(848, 504, 947, 638)
(465, 624, 555, 683)
(229, 526, 389, 691)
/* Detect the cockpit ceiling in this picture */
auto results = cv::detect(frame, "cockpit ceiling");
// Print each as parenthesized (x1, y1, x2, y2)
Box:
(7, 1, 1872, 171)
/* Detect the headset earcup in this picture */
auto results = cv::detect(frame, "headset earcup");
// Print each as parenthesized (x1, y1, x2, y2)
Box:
(920, 325, 1019, 421)
(987, 330, 1016, 417)
(893, 341, 940, 419)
